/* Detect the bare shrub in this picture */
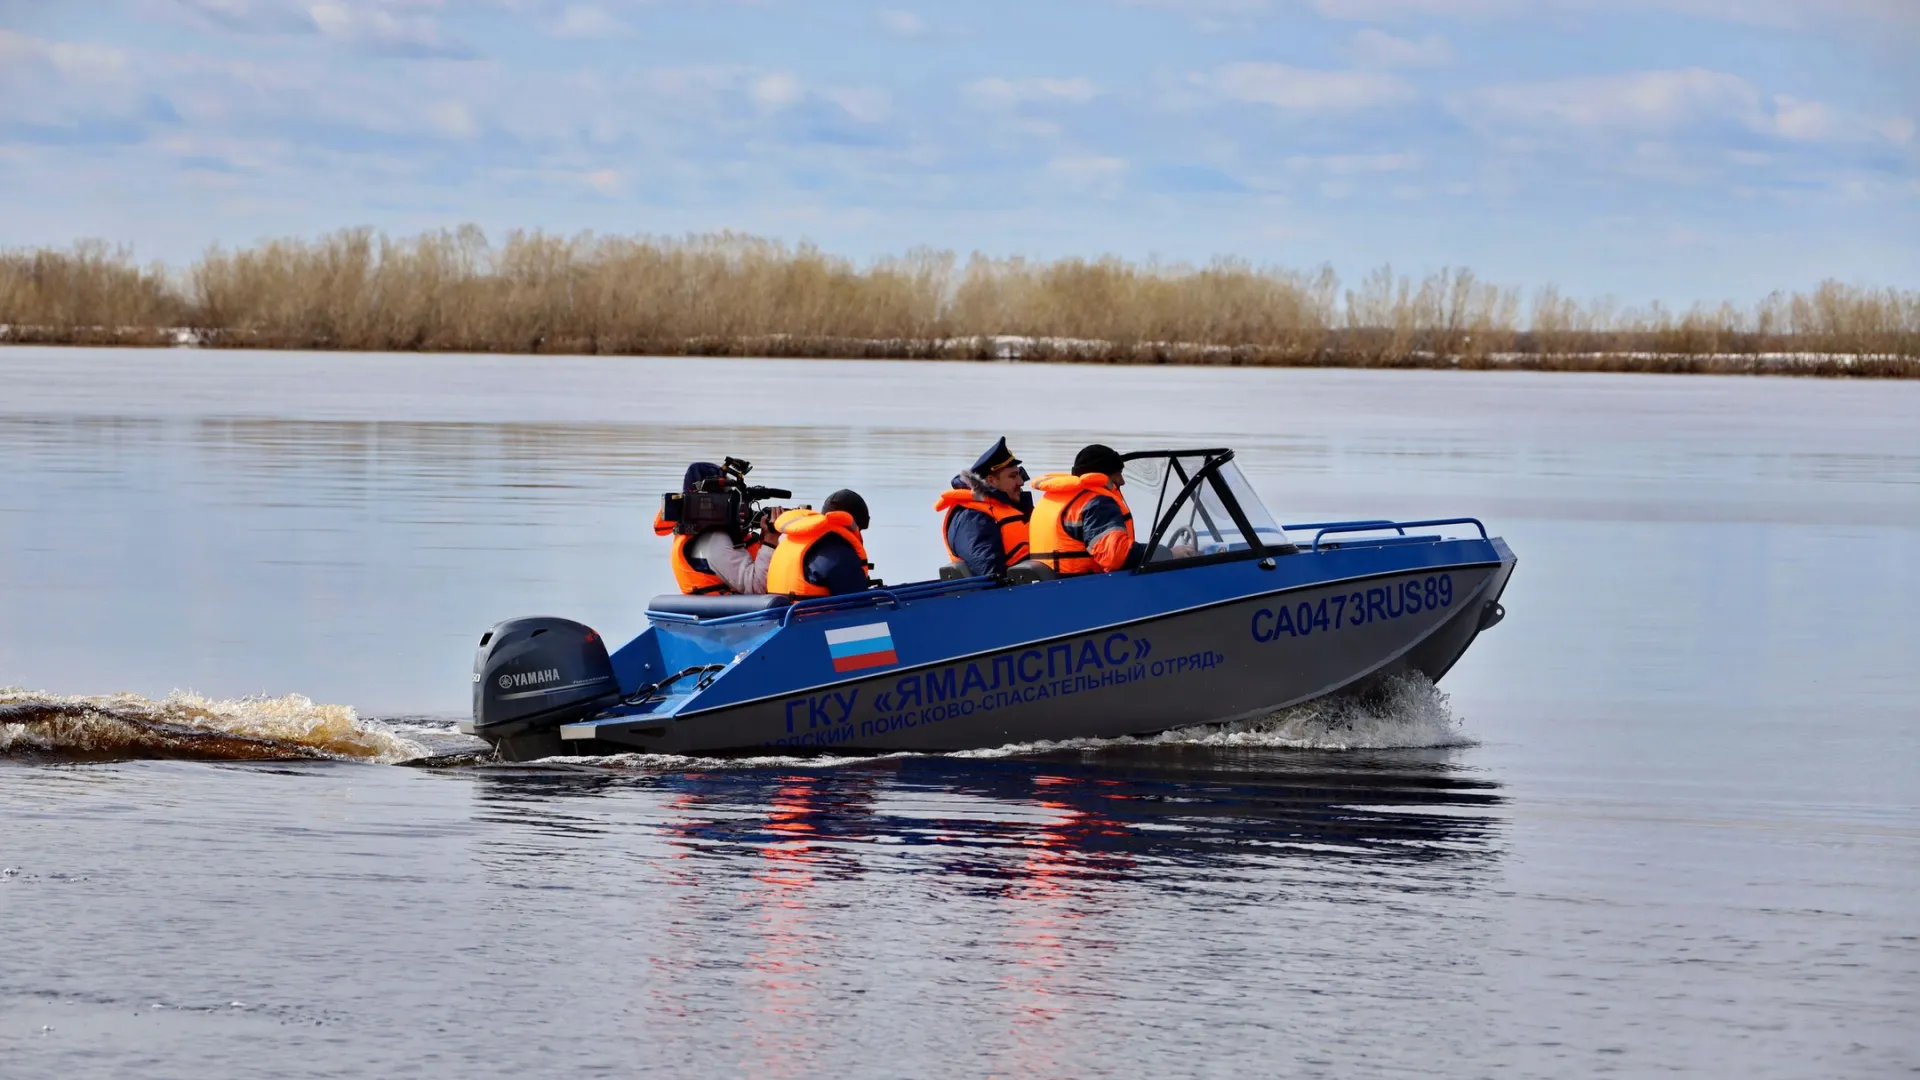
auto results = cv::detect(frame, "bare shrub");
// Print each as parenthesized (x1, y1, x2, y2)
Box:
(0, 241, 183, 341)
(3, 227, 1915, 375)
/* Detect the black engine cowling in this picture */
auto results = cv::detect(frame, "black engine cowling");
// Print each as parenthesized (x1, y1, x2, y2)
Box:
(471, 616, 620, 743)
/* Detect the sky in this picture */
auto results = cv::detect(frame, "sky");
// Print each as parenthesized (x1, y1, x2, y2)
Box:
(1, 0, 1917, 305)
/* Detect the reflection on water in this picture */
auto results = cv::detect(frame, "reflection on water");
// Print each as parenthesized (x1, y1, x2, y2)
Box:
(473, 750, 1504, 875)
(443, 748, 1504, 1076)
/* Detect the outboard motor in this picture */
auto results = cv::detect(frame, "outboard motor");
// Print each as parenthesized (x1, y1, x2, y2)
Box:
(471, 616, 620, 759)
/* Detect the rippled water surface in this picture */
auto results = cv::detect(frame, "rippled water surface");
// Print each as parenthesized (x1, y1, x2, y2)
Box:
(3, 349, 1917, 1078)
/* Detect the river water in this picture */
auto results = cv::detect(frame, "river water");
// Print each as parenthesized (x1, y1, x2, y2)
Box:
(2, 348, 1916, 1078)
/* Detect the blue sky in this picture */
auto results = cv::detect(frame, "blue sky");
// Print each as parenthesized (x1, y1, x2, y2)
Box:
(1, 0, 1916, 305)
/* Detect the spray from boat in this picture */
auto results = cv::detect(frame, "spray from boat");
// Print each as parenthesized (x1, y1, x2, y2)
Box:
(957, 671, 1469, 757)
(0, 687, 426, 763)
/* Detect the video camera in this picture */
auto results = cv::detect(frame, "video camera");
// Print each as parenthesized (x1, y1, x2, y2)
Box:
(660, 456, 795, 542)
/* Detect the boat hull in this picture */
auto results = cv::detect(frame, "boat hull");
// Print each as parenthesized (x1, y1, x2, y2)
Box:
(525, 549, 1514, 757)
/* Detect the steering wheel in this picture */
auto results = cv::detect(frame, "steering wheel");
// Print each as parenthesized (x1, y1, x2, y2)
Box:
(1167, 525, 1198, 553)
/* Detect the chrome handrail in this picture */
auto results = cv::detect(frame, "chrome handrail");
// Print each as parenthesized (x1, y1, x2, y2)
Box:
(1309, 518, 1488, 552)
(777, 577, 998, 627)
(1285, 518, 1407, 536)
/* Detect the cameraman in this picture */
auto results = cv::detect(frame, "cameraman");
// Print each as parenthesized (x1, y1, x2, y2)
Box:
(660, 462, 778, 595)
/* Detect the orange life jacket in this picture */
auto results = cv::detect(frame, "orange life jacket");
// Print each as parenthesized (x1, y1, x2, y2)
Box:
(934, 488, 1031, 569)
(1029, 473, 1133, 575)
(658, 509, 759, 595)
(767, 509, 870, 598)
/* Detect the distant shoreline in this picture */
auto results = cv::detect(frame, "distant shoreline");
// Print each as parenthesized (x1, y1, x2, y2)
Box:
(5, 227, 1916, 378)
(5, 328, 1912, 377)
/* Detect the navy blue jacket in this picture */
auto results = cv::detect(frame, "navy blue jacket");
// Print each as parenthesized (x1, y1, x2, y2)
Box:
(945, 488, 1034, 577)
(804, 532, 872, 596)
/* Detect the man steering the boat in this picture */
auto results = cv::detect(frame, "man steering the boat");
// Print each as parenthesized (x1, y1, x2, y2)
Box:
(1030, 444, 1145, 575)
(1030, 444, 1198, 574)
(936, 436, 1032, 578)
(658, 461, 779, 595)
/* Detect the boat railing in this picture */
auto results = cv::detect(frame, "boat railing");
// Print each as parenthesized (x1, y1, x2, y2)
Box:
(646, 576, 999, 628)
(778, 577, 998, 626)
(1284, 518, 1408, 538)
(1301, 518, 1488, 553)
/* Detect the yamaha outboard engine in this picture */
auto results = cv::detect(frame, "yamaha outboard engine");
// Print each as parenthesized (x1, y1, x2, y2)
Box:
(471, 616, 620, 761)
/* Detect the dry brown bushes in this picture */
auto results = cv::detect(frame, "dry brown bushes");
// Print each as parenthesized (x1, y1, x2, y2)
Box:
(0, 241, 185, 344)
(3, 227, 1915, 375)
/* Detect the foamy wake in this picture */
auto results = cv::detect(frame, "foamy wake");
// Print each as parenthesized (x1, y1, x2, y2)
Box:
(0, 688, 426, 763)
(522, 673, 1467, 771)
(957, 671, 1470, 757)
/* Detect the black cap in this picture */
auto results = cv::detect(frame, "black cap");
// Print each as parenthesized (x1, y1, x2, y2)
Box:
(1072, 443, 1125, 477)
(683, 461, 724, 492)
(971, 436, 1021, 476)
(824, 489, 870, 531)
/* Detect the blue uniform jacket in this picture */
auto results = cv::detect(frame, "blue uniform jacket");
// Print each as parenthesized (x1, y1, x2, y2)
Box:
(804, 532, 872, 596)
(945, 487, 1034, 577)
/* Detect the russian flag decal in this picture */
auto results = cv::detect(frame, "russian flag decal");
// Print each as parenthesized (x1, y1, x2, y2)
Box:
(824, 621, 899, 673)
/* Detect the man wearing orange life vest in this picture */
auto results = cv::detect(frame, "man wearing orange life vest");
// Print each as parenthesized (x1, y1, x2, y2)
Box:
(1029, 444, 1145, 575)
(656, 462, 777, 595)
(768, 489, 875, 597)
(935, 436, 1032, 578)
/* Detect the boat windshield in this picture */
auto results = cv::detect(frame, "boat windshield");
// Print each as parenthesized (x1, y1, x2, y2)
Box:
(1123, 452, 1291, 566)
(1214, 461, 1291, 549)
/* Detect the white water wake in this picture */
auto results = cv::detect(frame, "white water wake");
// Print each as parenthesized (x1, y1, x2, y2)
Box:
(0, 688, 426, 763)
(957, 671, 1470, 757)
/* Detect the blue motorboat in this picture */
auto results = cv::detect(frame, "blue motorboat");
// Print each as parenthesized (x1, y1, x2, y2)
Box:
(461, 449, 1516, 760)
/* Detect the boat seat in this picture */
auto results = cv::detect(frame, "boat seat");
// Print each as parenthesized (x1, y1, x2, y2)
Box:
(1004, 561, 1057, 585)
(937, 562, 973, 581)
(647, 594, 793, 619)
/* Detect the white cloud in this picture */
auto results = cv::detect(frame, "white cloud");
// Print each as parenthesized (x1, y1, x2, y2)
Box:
(876, 9, 928, 38)
(1768, 96, 1916, 145)
(1455, 68, 1757, 132)
(1118, 0, 1271, 21)
(1350, 28, 1454, 68)
(1123, 0, 1920, 28)
(825, 87, 892, 123)
(1123, 0, 1519, 20)
(1045, 154, 1128, 193)
(1769, 96, 1841, 140)
(1206, 63, 1413, 112)
(1457, 70, 1917, 147)
(1310, 0, 1516, 17)
(0, 30, 141, 125)
(161, 0, 317, 35)
(551, 5, 636, 39)
(1285, 151, 1422, 173)
(0, 29, 130, 81)
(963, 77, 1101, 109)
(750, 72, 805, 110)
(306, 2, 472, 58)
(1639, 0, 1920, 29)
(582, 168, 621, 194)
(423, 99, 478, 137)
